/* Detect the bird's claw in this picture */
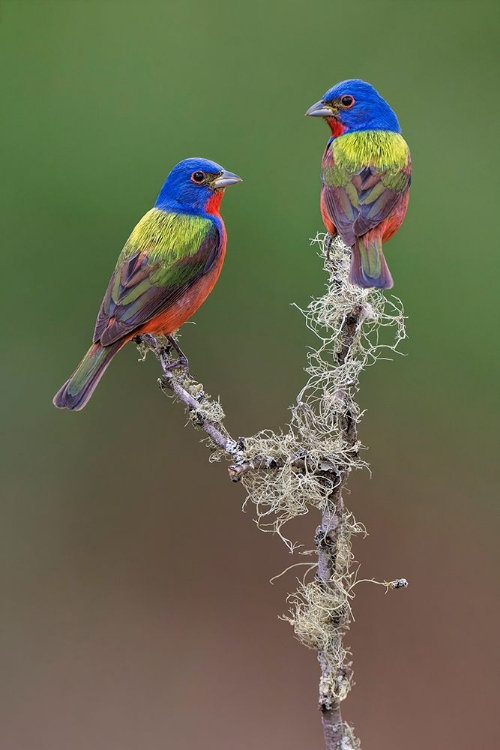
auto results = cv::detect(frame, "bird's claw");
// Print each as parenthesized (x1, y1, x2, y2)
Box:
(138, 333, 189, 375)
(165, 336, 189, 370)
(159, 346, 189, 380)
(326, 234, 333, 262)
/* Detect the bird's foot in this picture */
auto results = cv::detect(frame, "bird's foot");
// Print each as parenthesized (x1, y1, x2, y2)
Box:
(136, 333, 160, 350)
(165, 336, 189, 370)
(136, 333, 189, 379)
(159, 338, 189, 379)
(326, 234, 333, 262)
(161, 356, 188, 375)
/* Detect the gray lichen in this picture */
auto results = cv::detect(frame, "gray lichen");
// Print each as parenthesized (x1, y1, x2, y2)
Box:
(146, 233, 407, 750)
(239, 234, 405, 541)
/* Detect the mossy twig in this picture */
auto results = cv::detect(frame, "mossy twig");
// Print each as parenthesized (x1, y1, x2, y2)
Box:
(140, 234, 407, 749)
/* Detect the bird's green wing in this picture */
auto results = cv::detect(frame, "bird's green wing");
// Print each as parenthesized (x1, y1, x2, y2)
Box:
(321, 131, 411, 246)
(93, 209, 221, 346)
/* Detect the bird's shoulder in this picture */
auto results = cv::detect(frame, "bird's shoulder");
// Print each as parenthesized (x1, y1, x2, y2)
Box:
(120, 208, 219, 266)
(329, 131, 410, 175)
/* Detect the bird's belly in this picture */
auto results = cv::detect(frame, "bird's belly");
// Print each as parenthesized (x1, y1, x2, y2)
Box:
(138, 261, 223, 337)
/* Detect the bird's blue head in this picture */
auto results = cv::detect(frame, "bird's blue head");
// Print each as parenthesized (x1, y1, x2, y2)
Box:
(155, 158, 242, 214)
(306, 79, 401, 137)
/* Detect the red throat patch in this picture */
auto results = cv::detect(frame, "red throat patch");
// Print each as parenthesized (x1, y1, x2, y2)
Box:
(205, 190, 224, 216)
(327, 118, 346, 138)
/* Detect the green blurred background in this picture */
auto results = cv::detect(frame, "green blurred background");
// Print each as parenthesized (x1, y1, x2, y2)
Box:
(2, 1, 499, 748)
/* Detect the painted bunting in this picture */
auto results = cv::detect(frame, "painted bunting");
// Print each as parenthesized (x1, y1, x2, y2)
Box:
(53, 158, 242, 410)
(306, 79, 411, 289)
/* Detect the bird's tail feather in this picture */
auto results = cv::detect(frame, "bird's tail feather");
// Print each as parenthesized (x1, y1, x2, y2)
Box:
(53, 341, 123, 411)
(349, 237, 394, 289)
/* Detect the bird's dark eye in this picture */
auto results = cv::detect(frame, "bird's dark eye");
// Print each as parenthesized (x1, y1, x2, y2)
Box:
(340, 95, 355, 108)
(191, 171, 205, 184)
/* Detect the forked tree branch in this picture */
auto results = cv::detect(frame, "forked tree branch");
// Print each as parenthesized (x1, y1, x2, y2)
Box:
(139, 235, 407, 749)
(139, 335, 334, 481)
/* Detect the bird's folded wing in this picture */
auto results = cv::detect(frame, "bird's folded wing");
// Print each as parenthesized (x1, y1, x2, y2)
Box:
(322, 148, 411, 247)
(93, 211, 220, 346)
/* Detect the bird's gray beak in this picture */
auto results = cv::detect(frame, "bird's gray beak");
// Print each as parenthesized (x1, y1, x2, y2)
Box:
(305, 100, 335, 117)
(213, 170, 243, 188)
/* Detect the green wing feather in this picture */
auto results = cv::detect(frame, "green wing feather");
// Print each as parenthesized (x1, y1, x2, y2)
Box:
(93, 209, 221, 346)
